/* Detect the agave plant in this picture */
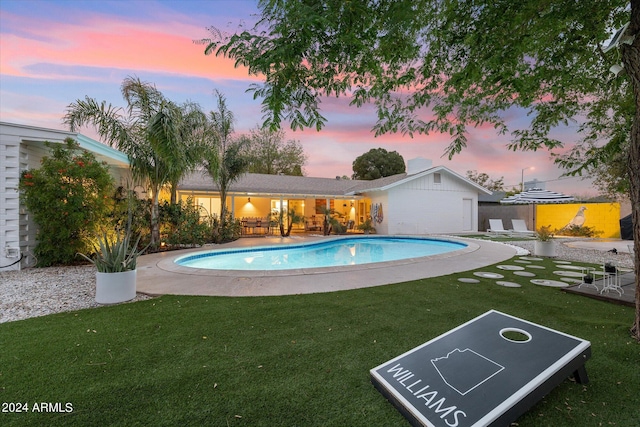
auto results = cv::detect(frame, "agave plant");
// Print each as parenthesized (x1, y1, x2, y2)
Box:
(79, 231, 146, 273)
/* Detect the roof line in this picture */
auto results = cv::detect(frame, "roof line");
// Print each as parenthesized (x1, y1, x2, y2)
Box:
(75, 134, 129, 165)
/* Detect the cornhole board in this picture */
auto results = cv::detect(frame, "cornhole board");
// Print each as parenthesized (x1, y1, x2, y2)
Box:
(370, 310, 591, 427)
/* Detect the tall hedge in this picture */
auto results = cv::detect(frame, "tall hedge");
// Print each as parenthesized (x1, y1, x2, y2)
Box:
(19, 138, 115, 266)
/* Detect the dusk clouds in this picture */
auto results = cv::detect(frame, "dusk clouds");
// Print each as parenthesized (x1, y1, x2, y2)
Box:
(0, 0, 594, 195)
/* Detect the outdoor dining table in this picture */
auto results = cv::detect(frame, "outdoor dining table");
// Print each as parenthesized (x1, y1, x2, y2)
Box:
(598, 265, 624, 296)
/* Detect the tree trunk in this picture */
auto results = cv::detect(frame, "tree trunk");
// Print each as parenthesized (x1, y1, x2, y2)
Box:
(170, 181, 178, 205)
(219, 187, 227, 234)
(622, 2, 640, 340)
(150, 185, 160, 250)
(628, 120, 639, 339)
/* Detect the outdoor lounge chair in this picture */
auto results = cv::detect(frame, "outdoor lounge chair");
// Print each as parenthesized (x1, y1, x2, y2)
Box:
(487, 219, 512, 235)
(511, 219, 535, 237)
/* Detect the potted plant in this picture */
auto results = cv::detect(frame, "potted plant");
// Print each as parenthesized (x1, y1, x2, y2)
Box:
(271, 208, 305, 237)
(583, 272, 594, 284)
(533, 225, 557, 257)
(319, 207, 345, 235)
(357, 217, 376, 235)
(79, 230, 146, 304)
(604, 262, 616, 273)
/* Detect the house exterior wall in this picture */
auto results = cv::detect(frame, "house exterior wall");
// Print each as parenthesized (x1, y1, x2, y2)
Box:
(1, 123, 76, 270)
(0, 126, 23, 270)
(379, 171, 480, 234)
(1, 122, 130, 270)
(367, 192, 389, 234)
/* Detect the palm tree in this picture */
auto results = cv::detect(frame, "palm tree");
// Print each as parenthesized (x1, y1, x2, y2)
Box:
(271, 208, 304, 237)
(148, 100, 208, 204)
(202, 91, 249, 239)
(64, 76, 205, 248)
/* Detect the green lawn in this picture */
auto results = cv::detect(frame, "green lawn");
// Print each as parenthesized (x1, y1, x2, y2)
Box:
(1, 257, 638, 426)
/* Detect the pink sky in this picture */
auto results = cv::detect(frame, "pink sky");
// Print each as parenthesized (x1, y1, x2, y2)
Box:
(0, 0, 597, 196)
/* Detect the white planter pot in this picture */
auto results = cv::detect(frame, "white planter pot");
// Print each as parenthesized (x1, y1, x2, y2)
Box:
(534, 241, 557, 257)
(96, 269, 137, 304)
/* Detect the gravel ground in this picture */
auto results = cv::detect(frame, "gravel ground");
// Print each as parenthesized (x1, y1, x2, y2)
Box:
(509, 239, 634, 269)
(0, 239, 635, 324)
(0, 265, 153, 324)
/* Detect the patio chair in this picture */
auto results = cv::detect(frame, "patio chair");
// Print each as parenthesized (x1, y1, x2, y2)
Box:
(511, 219, 535, 237)
(244, 218, 257, 235)
(487, 219, 512, 236)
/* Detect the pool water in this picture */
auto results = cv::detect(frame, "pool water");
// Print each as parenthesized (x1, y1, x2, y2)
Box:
(175, 237, 467, 271)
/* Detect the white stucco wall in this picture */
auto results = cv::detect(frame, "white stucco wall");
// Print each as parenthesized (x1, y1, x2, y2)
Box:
(367, 192, 389, 234)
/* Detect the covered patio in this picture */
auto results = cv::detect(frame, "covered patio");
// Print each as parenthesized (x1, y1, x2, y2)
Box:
(177, 172, 372, 235)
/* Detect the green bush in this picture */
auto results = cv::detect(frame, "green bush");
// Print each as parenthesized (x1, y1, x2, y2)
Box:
(159, 198, 210, 247)
(110, 186, 151, 247)
(557, 225, 601, 237)
(212, 212, 242, 243)
(19, 139, 114, 266)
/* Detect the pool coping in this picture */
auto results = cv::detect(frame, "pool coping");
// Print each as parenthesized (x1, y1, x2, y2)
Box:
(135, 235, 519, 297)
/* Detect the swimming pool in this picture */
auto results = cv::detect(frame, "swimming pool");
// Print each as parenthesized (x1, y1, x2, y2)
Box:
(174, 236, 468, 271)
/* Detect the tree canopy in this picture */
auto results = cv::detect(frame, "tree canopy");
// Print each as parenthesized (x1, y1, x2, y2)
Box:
(201, 0, 628, 158)
(202, 91, 249, 241)
(244, 128, 307, 175)
(201, 0, 640, 339)
(352, 148, 405, 180)
(466, 170, 505, 192)
(65, 76, 207, 248)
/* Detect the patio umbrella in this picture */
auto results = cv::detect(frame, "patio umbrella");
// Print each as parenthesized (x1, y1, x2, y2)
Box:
(500, 188, 575, 204)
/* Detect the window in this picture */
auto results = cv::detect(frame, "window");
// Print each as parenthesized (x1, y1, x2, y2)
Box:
(433, 173, 442, 184)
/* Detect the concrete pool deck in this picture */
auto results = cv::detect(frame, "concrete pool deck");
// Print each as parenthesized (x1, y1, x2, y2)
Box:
(136, 235, 519, 297)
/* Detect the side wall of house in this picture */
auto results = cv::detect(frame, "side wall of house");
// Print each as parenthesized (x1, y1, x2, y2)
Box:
(382, 171, 480, 235)
(0, 125, 24, 270)
(1, 124, 74, 270)
(366, 192, 389, 234)
(1, 123, 130, 270)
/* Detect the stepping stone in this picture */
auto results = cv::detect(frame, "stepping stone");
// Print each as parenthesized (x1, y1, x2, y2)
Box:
(473, 272, 505, 279)
(553, 260, 572, 264)
(531, 279, 569, 288)
(560, 278, 582, 283)
(556, 264, 586, 270)
(520, 256, 543, 261)
(497, 265, 525, 271)
(513, 271, 536, 277)
(525, 265, 546, 269)
(458, 278, 480, 284)
(552, 270, 583, 278)
(496, 281, 522, 288)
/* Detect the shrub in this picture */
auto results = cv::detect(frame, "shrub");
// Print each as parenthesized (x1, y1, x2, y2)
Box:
(159, 198, 210, 247)
(556, 225, 601, 237)
(19, 139, 114, 266)
(211, 212, 242, 243)
(110, 186, 151, 244)
(535, 225, 555, 242)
